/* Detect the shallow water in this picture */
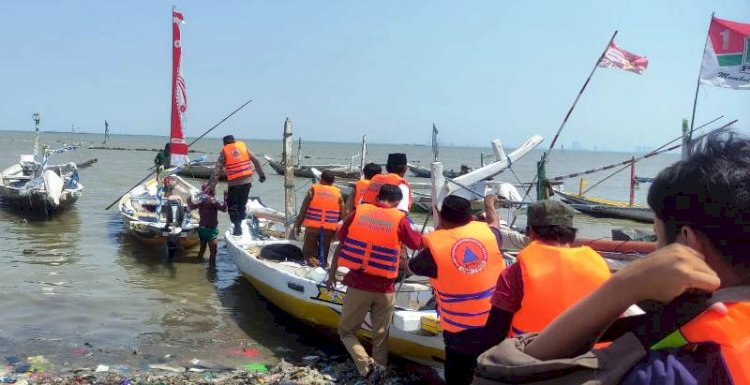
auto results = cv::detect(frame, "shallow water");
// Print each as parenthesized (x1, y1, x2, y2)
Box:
(0, 130, 677, 372)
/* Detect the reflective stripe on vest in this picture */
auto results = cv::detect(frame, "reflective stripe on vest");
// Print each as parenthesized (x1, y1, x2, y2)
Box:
(424, 221, 506, 333)
(222, 141, 255, 181)
(361, 173, 412, 212)
(510, 241, 610, 336)
(650, 302, 750, 384)
(353, 179, 370, 208)
(302, 184, 342, 231)
(338, 203, 404, 279)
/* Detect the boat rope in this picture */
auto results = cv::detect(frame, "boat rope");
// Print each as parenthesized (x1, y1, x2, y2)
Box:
(580, 162, 632, 196)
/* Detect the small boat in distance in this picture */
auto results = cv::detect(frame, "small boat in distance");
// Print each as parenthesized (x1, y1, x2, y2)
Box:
(177, 159, 227, 180)
(553, 189, 655, 223)
(0, 115, 83, 216)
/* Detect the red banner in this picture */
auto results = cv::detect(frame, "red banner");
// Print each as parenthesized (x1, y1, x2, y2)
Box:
(170, 8, 189, 166)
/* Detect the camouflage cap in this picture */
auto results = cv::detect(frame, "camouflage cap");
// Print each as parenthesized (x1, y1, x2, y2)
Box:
(527, 199, 576, 228)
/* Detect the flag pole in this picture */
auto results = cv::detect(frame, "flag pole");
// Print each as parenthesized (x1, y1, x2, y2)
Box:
(689, 13, 715, 140)
(526, 30, 617, 202)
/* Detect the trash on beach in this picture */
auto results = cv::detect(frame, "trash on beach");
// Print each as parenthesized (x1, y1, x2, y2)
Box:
(94, 365, 109, 373)
(227, 347, 259, 358)
(27, 356, 53, 372)
(147, 364, 185, 373)
(243, 363, 268, 373)
(301, 355, 321, 365)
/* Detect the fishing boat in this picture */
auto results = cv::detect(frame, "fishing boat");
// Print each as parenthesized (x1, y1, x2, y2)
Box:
(263, 155, 345, 178)
(0, 150, 84, 215)
(227, 121, 544, 374)
(553, 189, 655, 223)
(118, 7, 203, 258)
(0, 116, 84, 216)
(118, 171, 201, 249)
(176, 159, 227, 180)
(408, 163, 466, 179)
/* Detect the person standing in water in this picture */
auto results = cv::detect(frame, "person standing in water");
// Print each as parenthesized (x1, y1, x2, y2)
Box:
(189, 183, 226, 265)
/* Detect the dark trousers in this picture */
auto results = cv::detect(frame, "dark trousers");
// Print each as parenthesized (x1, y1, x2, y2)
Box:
(444, 326, 502, 385)
(445, 347, 481, 385)
(227, 183, 251, 223)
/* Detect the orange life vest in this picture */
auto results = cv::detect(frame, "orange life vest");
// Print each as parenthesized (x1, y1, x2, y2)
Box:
(361, 173, 412, 212)
(338, 203, 405, 279)
(222, 141, 254, 181)
(510, 241, 611, 336)
(302, 184, 342, 231)
(423, 221, 506, 333)
(352, 179, 370, 208)
(650, 301, 750, 384)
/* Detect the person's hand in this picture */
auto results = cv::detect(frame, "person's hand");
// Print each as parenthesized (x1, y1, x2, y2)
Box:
(484, 194, 497, 208)
(259, 174, 267, 183)
(294, 224, 302, 237)
(326, 274, 337, 290)
(613, 243, 721, 304)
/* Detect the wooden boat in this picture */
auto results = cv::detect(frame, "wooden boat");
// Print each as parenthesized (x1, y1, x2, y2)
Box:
(263, 155, 346, 178)
(553, 189, 655, 223)
(408, 164, 462, 178)
(225, 215, 445, 371)
(118, 171, 201, 248)
(0, 145, 84, 216)
(176, 160, 227, 180)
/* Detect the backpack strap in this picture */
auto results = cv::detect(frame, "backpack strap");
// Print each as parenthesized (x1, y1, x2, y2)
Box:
(599, 285, 750, 347)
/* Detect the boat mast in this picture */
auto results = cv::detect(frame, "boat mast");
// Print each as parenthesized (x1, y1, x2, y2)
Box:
(283, 118, 296, 239)
(32, 113, 40, 161)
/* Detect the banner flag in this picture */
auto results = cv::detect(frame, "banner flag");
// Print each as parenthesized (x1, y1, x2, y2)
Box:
(170, 8, 189, 166)
(700, 16, 750, 89)
(598, 41, 648, 74)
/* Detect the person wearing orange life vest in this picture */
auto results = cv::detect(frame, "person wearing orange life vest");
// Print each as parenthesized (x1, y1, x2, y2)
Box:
(326, 184, 423, 383)
(486, 199, 610, 348)
(294, 170, 345, 267)
(361, 153, 411, 213)
(208, 135, 266, 236)
(408, 194, 507, 385)
(345, 162, 382, 213)
(516, 132, 750, 385)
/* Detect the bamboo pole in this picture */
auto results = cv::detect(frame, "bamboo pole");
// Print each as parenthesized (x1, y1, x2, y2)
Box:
(283, 118, 296, 239)
(629, 156, 635, 207)
(689, 13, 715, 138)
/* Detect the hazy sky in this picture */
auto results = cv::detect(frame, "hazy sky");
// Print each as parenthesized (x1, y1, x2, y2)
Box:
(1, 1, 749, 151)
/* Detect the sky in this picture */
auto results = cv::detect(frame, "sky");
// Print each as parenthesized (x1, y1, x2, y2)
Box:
(1, 1, 749, 151)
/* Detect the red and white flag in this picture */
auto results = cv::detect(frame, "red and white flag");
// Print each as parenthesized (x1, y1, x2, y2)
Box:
(598, 42, 648, 75)
(170, 8, 189, 167)
(699, 16, 750, 90)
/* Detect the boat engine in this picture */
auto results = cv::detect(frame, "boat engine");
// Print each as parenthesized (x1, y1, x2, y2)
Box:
(164, 199, 185, 261)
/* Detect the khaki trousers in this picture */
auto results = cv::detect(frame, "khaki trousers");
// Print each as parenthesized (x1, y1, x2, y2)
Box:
(302, 227, 335, 267)
(338, 287, 396, 376)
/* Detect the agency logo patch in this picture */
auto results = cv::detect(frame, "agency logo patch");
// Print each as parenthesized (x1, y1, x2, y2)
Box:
(450, 238, 488, 275)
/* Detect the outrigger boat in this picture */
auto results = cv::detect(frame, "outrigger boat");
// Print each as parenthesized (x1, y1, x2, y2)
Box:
(0, 116, 83, 216)
(118, 7, 203, 258)
(177, 159, 226, 180)
(553, 189, 655, 223)
(226, 120, 544, 374)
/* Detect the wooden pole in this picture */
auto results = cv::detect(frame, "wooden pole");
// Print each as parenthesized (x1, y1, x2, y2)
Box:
(296, 137, 302, 167)
(629, 156, 635, 207)
(283, 118, 296, 239)
(359, 135, 367, 179)
(681, 118, 691, 160)
(689, 13, 714, 139)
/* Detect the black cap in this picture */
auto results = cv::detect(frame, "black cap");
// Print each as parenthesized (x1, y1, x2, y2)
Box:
(440, 195, 472, 225)
(223, 135, 236, 145)
(320, 170, 335, 184)
(387, 153, 407, 168)
(378, 184, 403, 202)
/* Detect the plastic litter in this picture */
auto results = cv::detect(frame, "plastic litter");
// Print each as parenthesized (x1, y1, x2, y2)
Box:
(27, 356, 53, 372)
(243, 363, 268, 373)
(94, 365, 109, 373)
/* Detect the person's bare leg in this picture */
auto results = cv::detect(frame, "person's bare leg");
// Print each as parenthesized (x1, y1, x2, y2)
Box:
(208, 239, 218, 265)
(197, 240, 207, 261)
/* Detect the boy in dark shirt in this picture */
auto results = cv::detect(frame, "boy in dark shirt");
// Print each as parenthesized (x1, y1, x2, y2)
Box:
(189, 184, 226, 265)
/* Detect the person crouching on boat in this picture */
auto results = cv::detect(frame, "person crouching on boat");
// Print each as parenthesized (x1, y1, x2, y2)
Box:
(295, 170, 345, 267)
(361, 153, 411, 214)
(327, 184, 423, 383)
(346, 162, 382, 212)
(208, 135, 266, 236)
(485, 200, 610, 347)
(188, 183, 227, 265)
(408, 194, 507, 385)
